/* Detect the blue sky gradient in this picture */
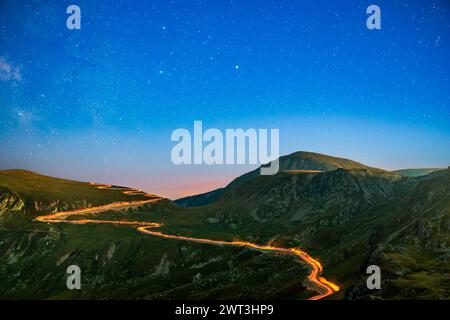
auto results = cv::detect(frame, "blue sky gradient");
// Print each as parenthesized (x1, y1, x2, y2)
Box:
(0, 0, 449, 198)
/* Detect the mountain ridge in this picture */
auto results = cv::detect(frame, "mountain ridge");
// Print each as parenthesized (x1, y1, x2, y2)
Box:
(0, 152, 449, 299)
(175, 151, 393, 207)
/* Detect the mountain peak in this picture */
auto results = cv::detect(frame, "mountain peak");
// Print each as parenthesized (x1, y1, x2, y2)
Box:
(175, 151, 387, 206)
(278, 151, 384, 173)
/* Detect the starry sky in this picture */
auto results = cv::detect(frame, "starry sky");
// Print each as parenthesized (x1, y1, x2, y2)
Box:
(0, 0, 449, 199)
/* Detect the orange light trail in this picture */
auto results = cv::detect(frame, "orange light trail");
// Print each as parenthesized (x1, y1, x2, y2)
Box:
(36, 183, 339, 300)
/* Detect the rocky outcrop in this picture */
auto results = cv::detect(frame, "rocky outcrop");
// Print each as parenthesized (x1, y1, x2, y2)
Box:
(0, 188, 95, 222)
(0, 190, 25, 221)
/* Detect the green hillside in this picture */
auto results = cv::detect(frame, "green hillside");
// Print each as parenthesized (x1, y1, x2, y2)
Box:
(0, 169, 156, 223)
(170, 169, 450, 300)
(1, 154, 449, 300)
(0, 169, 313, 299)
(0, 169, 149, 203)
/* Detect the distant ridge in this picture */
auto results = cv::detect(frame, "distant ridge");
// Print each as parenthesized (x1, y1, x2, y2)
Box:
(392, 168, 445, 177)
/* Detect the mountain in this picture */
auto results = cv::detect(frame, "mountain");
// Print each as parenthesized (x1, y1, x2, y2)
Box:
(0, 169, 313, 299)
(172, 154, 449, 300)
(177, 172, 450, 300)
(346, 169, 450, 299)
(175, 151, 389, 207)
(0, 169, 154, 222)
(0, 155, 449, 300)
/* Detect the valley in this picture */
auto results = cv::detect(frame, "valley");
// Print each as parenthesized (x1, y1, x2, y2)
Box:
(0, 152, 449, 300)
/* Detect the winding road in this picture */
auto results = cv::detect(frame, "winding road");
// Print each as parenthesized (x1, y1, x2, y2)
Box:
(35, 182, 339, 300)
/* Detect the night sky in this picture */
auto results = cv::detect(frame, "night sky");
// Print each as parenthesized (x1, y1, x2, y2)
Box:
(1, 0, 449, 199)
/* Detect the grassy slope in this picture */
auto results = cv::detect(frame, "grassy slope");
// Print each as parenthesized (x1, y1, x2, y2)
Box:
(2, 163, 448, 299)
(0, 169, 150, 204)
(0, 170, 312, 299)
(366, 170, 450, 299)
(157, 169, 450, 300)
